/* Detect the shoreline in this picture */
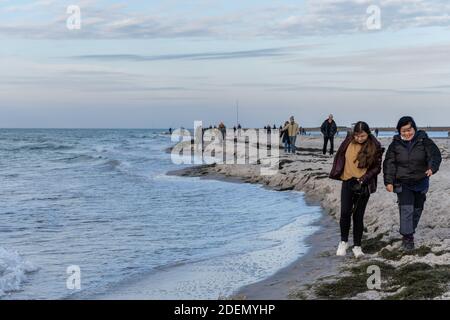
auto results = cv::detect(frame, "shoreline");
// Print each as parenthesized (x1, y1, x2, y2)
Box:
(234, 210, 341, 300)
(167, 135, 450, 300)
(166, 166, 342, 300)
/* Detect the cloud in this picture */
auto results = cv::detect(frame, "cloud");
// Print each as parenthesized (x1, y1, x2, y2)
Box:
(1, 0, 450, 39)
(222, 82, 443, 95)
(1, 0, 56, 13)
(69, 45, 312, 62)
(268, 0, 450, 36)
(300, 43, 450, 73)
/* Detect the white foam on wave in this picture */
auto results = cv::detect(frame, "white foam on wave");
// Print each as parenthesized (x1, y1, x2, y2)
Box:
(93, 209, 322, 300)
(0, 247, 39, 297)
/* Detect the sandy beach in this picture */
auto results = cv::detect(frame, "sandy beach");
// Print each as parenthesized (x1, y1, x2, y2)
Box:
(167, 133, 450, 300)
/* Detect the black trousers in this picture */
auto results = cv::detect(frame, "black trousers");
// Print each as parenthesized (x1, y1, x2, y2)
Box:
(340, 180, 370, 246)
(323, 136, 334, 155)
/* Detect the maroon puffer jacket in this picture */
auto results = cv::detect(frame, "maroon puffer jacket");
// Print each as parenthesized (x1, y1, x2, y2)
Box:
(329, 133, 384, 194)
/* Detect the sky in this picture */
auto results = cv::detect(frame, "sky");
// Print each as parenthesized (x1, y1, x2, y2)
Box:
(1, 0, 450, 128)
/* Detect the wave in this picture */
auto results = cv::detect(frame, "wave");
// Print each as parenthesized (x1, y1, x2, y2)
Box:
(99, 159, 132, 173)
(2, 143, 74, 152)
(93, 146, 111, 153)
(102, 159, 122, 169)
(55, 154, 100, 163)
(0, 247, 39, 297)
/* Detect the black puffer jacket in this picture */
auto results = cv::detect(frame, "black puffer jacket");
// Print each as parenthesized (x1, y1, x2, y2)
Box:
(321, 120, 337, 137)
(383, 130, 442, 185)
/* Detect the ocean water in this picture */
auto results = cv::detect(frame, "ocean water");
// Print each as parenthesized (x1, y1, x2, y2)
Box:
(0, 129, 322, 300)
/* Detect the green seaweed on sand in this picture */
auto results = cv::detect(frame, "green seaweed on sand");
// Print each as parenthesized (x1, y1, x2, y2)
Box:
(384, 263, 450, 300)
(313, 261, 450, 300)
(314, 261, 392, 299)
(379, 246, 433, 261)
(361, 233, 391, 254)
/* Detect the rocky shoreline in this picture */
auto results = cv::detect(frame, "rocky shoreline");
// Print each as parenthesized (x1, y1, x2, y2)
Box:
(166, 135, 450, 300)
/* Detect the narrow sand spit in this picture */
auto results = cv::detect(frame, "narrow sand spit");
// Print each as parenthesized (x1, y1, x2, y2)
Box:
(167, 134, 450, 300)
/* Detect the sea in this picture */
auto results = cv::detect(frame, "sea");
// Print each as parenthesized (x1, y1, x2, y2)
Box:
(0, 129, 323, 299)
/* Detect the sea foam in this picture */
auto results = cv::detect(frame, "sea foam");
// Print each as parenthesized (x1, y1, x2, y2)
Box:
(0, 247, 39, 297)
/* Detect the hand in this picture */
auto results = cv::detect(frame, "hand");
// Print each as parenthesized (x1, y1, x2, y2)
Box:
(386, 184, 394, 192)
(425, 169, 433, 177)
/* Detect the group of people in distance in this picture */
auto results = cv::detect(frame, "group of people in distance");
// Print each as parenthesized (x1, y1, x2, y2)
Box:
(279, 114, 338, 155)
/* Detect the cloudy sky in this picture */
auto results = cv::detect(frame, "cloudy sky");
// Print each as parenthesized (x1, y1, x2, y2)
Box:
(1, 0, 450, 128)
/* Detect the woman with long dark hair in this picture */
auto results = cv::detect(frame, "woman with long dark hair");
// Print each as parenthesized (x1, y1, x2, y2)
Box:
(329, 122, 384, 258)
(383, 116, 442, 251)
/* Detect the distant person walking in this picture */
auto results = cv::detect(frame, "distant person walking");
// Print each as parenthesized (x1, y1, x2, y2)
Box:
(321, 114, 338, 155)
(283, 116, 299, 154)
(218, 122, 226, 140)
(383, 116, 442, 251)
(280, 121, 291, 153)
(330, 122, 384, 258)
(375, 128, 379, 137)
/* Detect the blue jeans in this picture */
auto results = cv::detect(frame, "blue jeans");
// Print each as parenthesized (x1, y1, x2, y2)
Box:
(284, 140, 290, 152)
(289, 136, 297, 153)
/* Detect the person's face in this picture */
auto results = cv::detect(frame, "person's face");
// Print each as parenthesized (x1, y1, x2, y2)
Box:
(328, 116, 333, 122)
(354, 131, 369, 144)
(400, 124, 415, 141)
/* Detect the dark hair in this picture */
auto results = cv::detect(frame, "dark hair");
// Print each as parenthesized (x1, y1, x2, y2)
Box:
(353, 121, 371, 136)
(396, 116, 417, 132)
(352, 121, 377, 169)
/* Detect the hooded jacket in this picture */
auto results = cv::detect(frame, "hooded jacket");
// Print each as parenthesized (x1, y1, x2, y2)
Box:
(329, 134, 384, 194)
(383, 130, 442, 186)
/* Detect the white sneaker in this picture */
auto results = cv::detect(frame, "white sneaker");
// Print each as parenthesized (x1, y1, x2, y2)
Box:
(336, 241, 348, 256)
(352, 246, 365, 259)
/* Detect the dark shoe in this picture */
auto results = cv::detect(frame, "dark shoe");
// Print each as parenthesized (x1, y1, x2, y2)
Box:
(402, 238, 415, 251)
